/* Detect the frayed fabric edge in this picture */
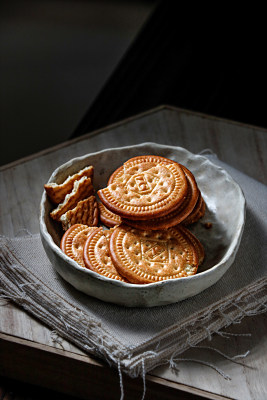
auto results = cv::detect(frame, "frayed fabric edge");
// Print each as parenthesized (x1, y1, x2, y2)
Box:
(122, 280, 267, 377)
(0, 236, 267, 392)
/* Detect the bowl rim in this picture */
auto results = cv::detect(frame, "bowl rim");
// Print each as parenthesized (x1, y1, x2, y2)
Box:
(39, 142, 246, 289)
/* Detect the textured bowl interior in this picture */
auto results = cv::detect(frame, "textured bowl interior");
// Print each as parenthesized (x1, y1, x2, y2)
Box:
(40, 143, 245, 307)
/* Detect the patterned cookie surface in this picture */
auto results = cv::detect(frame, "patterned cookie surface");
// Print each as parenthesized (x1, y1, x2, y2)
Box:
(122, 165, 199, 230)
(83, 228, 127, 281)
(98, 155, 188, 220)
(110, 225, 199, 284)
(44, 165, 94, 204)
(60, 224, 98, 267)
(60, 195, 99, 231)
(107, 155, 178, 185)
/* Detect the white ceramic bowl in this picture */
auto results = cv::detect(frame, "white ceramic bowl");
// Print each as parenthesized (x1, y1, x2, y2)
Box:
(40, 143, 245, 307)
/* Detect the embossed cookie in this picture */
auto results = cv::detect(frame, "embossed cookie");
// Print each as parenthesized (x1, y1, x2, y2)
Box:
(109, 225, 199, 284)
(50, 176, 94, 221)
(60, 195, 99, 231)
(98, 202, 122, 228)
(44, 165, 94, 204)
(108, 155, 179, 185)
(83, 228, 127, 282)
(98, 155, 188, 220)
(60, 224, 98, 267)
(122, 165, 199, 230)
(107, 155, 177, 185)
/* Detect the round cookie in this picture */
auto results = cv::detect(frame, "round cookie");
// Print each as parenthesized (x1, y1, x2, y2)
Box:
(108, 165, 124, 186)
(98, 155, 188, 220)
(108, 155, 179, 185)
(83, 228, 127, 282)
(98, 202, 122, 228)
(109, 225, 199, 284)
(60, 224, 98, 267)
(122, 165, 199, 230)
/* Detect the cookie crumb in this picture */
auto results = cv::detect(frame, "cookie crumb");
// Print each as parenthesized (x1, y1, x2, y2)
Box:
(204, 222, 212, 229)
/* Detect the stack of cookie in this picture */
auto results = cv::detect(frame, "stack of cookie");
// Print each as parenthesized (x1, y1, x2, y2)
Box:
(98, 155, 205, 229)
(46, 155, 206, 284)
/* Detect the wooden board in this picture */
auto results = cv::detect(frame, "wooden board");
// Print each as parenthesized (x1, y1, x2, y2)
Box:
(1, 106, 267, 400)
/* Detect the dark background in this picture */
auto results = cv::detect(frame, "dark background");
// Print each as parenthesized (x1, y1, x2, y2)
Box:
(1, 1, 267, 166)
(0, 0, 155, 165)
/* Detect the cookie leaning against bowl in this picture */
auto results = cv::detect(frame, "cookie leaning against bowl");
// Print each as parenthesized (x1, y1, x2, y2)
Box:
(83, 228, 127, 282)
(109, 225, 199, 284)
(98, 155, 188, 220)
(122, 165, 199, 230)
(60, 224, 98, 267)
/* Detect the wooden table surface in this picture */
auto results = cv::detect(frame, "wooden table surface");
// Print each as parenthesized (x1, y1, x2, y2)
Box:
(1, 106, 267, 400)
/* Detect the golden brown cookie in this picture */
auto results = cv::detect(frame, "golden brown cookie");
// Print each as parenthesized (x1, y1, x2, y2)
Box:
(109, 225, 199, 284)
(98, 155, 188, 220)
(183, 195, 206, 225)
(60, 195, 99, 231)
(122, 165, 199, 230)
(83, 228, 127, 281)
(98, 202, 122, 228)
(60, 224, 98, 267)
(107, 155, 180, 185)
(50, 176, 94, 221)
(107, 165, 123, 186)
(107, 156, 180, 185)
(179, 225, 205, 265)
(44, 165, 94, 204)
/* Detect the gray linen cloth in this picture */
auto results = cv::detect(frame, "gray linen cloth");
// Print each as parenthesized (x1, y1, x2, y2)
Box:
(0, 154, 266, 377)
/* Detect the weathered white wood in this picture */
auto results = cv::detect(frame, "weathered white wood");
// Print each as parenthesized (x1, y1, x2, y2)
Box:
(153, 311, 267, 400)
(1, 106, 267, 399)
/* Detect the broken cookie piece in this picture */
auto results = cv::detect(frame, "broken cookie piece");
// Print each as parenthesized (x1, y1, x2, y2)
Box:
(44, 165, 94, 204)
(60, 195, 99, 231)
(50, 176, 94, 221)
